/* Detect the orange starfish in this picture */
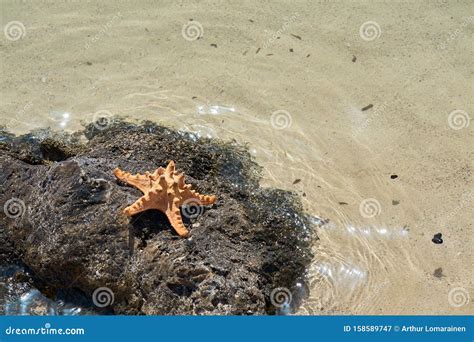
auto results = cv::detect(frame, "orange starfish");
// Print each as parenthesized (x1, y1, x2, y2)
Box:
(114, 161, 216, 237)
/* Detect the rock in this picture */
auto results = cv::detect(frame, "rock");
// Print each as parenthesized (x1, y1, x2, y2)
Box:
(433, 267, 443, 278)
(0, 120, 316, 315)
(432, 233, 443, 244)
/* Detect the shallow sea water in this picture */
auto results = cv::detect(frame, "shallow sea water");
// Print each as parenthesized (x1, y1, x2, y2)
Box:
(1, 1, 472, 315)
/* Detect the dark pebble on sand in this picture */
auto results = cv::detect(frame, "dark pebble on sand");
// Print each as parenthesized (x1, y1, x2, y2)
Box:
(289, 48, 294, 52)
(391, 174, 398, 179)
(86, 61, 92, 66)
(291, 34, 302, 40)
(433, 267, 444, 278)
(352, 55, 357, 62)
(392, 200, 400, 205)
(432, 233, 443, 244)
(361, 104, 373, 111)
(293, 179, 301, 184)
(211, 44, 217, 48)
(338, 202, 348, 205)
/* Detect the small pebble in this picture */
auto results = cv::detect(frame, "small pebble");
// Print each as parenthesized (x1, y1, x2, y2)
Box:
(392, 200, 400, 205)
(391, 174, 398, 179)
(361, 104, 373, 111)
(433, 267, 444, 278)
(292, 179, 301, 184)
(432, 233, 443, 244)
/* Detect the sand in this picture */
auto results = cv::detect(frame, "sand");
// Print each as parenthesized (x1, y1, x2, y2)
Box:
(1, 0, 472, 314)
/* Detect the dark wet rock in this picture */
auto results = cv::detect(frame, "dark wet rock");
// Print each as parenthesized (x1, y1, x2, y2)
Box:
(0, 120, 316, 315)
(0, 223, 16, 267)
(432, 233, 443, 244)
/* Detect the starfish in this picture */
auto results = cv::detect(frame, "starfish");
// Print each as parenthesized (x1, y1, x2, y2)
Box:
(114, 161, 216, 237)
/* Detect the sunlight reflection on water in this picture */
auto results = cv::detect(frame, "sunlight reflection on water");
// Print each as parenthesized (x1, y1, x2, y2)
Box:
(1, 265, 87, 316)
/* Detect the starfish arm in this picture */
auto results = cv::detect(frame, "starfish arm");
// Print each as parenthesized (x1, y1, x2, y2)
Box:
(166, 201, 189, 237)
(165, 160, 176, 175)
(123, 195, 153, 216)
(195, 193, 216, 205)
(181, 187, 217, 206)
(114, 168, 153, 193)
(151, 167, 165, 180)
